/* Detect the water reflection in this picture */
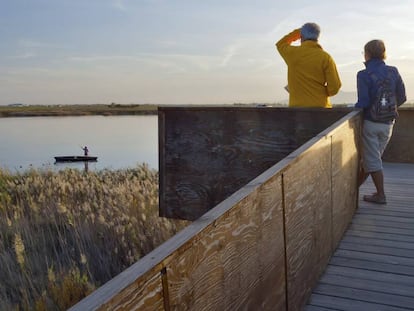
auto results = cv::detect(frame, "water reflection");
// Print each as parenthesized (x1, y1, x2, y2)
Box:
(0, 115, 158, 172)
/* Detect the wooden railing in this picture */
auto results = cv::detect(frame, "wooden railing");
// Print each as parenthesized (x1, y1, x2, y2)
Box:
(70, 110, 361, 311)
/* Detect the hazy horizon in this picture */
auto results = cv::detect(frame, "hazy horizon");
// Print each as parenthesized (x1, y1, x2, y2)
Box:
(1, 1, 413, 106)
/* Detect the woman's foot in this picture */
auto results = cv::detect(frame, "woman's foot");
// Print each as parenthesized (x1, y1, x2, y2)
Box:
(363, 193, 386, 204)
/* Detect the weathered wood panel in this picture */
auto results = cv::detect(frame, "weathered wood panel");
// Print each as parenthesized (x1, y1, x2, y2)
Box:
(330, 116, 361, 249)
(383, 108, 414, 163)
(166, 173, 286, 311)
(159, 107, 350, 220)
(69, 264, 165, 311)
(283, 135, 333, 311)
(98, 271, 165, 311)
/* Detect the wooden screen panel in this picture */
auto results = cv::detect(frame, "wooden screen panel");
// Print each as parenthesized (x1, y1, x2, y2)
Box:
(383, 108, 414, 163)
(166, 174, 286, 311)
(159, 107, 349, 220)
(71, 268, 165, 311)
(330, 116, 361, 249)
(283, 136, 332, 311)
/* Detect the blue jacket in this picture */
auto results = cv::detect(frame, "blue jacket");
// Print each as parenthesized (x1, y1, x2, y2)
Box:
(355, 58, 406, 122)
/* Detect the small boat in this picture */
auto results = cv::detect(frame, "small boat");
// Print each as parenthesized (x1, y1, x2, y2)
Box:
(54, 156, 98, 162)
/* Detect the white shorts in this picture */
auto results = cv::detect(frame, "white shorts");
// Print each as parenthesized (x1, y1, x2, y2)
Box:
(361, 120, 394, 172)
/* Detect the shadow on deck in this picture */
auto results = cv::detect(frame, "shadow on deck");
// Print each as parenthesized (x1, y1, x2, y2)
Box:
(306, 162, 414, 311)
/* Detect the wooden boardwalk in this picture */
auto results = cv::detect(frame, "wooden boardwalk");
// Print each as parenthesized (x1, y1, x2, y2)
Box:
(305, 162, 414, 311)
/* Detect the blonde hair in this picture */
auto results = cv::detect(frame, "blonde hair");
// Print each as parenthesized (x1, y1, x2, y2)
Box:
(364, 40, 386, 60)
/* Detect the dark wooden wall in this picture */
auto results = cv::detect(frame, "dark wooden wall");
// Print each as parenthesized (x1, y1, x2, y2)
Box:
(159, 107, 352, 220)
(383, 108, 414, 163)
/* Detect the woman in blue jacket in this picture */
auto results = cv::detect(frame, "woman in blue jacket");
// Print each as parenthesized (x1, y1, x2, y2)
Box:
(356, 39, 406, 204)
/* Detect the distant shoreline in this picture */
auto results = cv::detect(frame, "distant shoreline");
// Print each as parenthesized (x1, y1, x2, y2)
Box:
(0, 104, 158, 117)
(0, 103, 280, 117)
(2, 102, 413, 118)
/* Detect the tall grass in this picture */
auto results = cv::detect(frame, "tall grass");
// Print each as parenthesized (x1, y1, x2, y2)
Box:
(0, 165, 189, 310)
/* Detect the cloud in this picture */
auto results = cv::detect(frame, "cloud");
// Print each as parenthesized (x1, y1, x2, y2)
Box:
(112, 0, 126, 11)
(18, 39, 58, 49)
(66, 52, 213, 74)
(220, 45, 238, 67)
(11, 53, 36, 59)
(68, 55, 134, 62)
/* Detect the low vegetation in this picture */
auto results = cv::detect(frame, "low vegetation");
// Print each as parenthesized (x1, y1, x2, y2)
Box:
(0, 104, 158, 117)
(0, 165, 189, 310)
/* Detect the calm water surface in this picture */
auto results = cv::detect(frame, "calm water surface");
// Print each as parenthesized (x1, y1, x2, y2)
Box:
(0, 115, 158, 172)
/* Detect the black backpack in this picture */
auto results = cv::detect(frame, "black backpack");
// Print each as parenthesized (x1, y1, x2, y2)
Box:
(368, 69, 398, 122)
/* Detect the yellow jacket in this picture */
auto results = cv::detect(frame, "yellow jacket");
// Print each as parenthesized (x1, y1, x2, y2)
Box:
(276, 29, 341, 108)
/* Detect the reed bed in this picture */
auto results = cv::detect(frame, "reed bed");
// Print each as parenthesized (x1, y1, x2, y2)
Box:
(0, 165, 189, 310)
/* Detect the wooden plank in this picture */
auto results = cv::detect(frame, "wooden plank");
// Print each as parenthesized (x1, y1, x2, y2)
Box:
(334, 249, 414, 267)
(351, 218, 414, 230)
(283, 136, 332, 311)
(324, 265, 414, 286)
(348, 223, 414, 237)
(313, 283, 414, 309)
(331, 117, 360, 249)
(318, 273, 414, 297)
(308, 293, 413, 311)
(311, 292, 413, 311)
(304, 305, 339, 311)
(352, 213, 414, 224)
(356, 208, 414, 218)
(329, 256, 414, 276)
(98, 272, 165, 311)
(340, 235, 414, 250)
(166, 175, 286, 311)
(346, 229, 414, 243)
(338, 241, 414, 258)
(72, 268, 165, 311)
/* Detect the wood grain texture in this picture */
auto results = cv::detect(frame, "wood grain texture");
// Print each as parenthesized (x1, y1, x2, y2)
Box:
(330, 116, 361, 249)
(159, 107, 349, 220)
(69, 267, 165, 311)
(166, 174, 286, 311)
(283, 136, 332, 311)
(98, 272, 164, 311)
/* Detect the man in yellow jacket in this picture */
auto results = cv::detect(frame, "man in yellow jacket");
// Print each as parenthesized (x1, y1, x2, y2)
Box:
(276, 23, 341, 108)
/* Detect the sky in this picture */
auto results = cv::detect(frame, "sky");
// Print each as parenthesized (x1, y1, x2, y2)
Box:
(1, 0, 414, 106)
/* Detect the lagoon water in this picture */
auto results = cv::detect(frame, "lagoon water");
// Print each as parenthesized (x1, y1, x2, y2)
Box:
(0, 115, 158, 172)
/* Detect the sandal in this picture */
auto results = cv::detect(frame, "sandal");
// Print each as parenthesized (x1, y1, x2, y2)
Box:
(363, 193, 387, 204)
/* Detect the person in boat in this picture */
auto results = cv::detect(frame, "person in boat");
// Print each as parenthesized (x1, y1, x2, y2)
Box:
(356, 39, 406, 204)
(276, 22, 342, 108)
(82, 146, 89, 156)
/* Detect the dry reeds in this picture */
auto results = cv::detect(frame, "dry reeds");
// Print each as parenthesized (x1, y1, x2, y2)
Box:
(0, 164, 188, 310)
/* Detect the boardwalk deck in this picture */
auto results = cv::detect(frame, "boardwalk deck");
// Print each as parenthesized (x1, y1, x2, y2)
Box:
(305, 162, 414, 311)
